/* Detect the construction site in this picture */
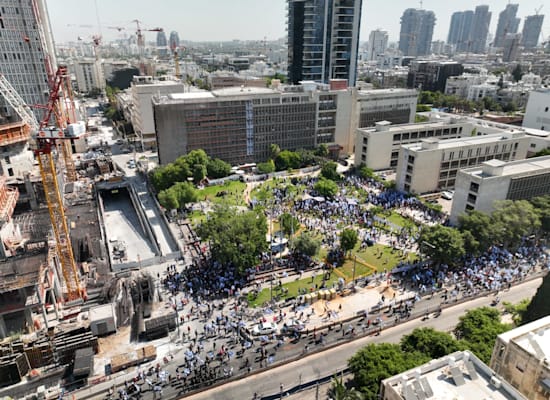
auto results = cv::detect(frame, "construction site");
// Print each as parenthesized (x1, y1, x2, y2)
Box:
(0, 68, 181, 399)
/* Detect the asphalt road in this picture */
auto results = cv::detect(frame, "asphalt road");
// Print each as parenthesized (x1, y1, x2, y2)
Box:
(184, 277, 543, 400)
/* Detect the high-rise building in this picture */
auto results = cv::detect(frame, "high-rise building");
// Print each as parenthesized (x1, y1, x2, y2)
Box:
(72, 58, 106, 94)
(521, 14, 545, 49)
(502, 33, 522, 62)
(494, 4, 520, 48)
(448, 10, 474, 52)
(367, 29, 388, 61)
(399, 8, 436, 57)
(0, 0, 57, 121)
(156, 30, 168, 58)
(287, 0, 363, 86)
(169, 31, 180, 50)
(470, 5, 492, 54)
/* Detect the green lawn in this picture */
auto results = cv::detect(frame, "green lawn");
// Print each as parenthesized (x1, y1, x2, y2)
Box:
(352, 243, 418, 273)
(196, 181, 246, 206)
(188, 210, 207, 228)
(247, 272, 340, 308)
(374, 210, 419, 233)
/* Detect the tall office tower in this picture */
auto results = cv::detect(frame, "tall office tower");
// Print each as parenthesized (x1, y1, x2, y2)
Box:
(470, 5, 492, 54)
(447, 11, 474, 52)
(398, 8, 436, 57)
(169, 31, 180, 50)
(287, 0, 363, 86)
(0, 0, 57, 121)
(156, 30, 168, 58)
(367, 29, 388, 61)
(502, 33, 521, 62)
(521, 14, 545, 49)
(494, 3, 520, 48)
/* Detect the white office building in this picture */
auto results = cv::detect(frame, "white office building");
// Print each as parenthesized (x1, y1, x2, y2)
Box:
(451, 156, 550, 224)
(367, 29, 389, 61)
(355, 119, 473, 170)
(357, 88, 417, 128)
(396, 132, 530, 194)
(72, 58, 105, 94)
(523, 89, 550, 131)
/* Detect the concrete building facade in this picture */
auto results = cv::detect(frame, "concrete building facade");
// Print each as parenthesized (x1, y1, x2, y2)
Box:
(398, 8, 436, 57)
(367, 29, 388, 61)
(355, 119, 473, 170)
(396, 132, 530, 194)
(356, 88, 417, 129)
(407, 61, 464, 92)
(448, 10, 474, 52)
(381, 351, 527, 400)
(471, 5, 492, 54)
(451, 156, 550, 224)
(129, 76, 185, 150)
(287, 0, 363, 86)
(523, 89, 550, 131)
(490, 316, 550, 400)
(522, 14, 545, 49)
(494, 4, 520, 48)
(72, 58, 105, 94)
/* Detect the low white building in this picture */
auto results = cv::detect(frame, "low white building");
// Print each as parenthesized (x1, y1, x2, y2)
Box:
(467, 83, 498, 102)
(72, 58, 105, 94)
(356, 88, 417, 128)
(89, 303, 117, 336)
(490, 316, 550, 400)
(523, 88, 550, 131)
(355, 119, 473, 170)
(451, 156, 550, 224)
(396, 132, 530, 194)
(381, 351, 527, 400)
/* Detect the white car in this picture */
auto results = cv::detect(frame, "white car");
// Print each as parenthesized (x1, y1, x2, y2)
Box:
(252, 322, 278, 336)
(441, 190, 454, 200)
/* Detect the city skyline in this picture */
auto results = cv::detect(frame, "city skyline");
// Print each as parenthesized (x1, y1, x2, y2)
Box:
(47, 0, 550, 45)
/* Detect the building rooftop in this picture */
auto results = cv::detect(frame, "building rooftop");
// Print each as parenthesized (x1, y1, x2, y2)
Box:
(382, 351, 527, 400)
(359, 119, 468, 135)
(462, 156, 550, 178)
(156, 86, 299, 104)
(0, 250, 47, 292)
(357, 88, 417, 96)
(404, 132, 525, 152)
(89, 304, 115, 322)
(496, 315, 550, 361)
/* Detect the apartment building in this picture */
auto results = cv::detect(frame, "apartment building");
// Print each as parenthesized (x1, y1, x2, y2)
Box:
(72, 58, 105, 94)
(381, 351, 526, 400)
(523, 88, 550, 131)
(356, 88, 417, 128)
(129, 76, 185, 150)
(396, 132, 530, 194)
(451, 156, 550, 224)
(355, 119, 473, 170)
(490, 316, 550, 400)
(407, 61, 464, 92)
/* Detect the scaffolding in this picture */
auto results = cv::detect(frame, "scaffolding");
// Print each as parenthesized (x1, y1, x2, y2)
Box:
(0, 175, 19, 224)
(0, 122, 31, 146)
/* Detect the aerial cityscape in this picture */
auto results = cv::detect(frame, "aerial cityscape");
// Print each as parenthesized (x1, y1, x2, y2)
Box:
(1, 1, 550, 400)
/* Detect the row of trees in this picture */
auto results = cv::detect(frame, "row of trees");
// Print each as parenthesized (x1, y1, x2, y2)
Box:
(417, 90, 518, 114)
(257, 144, 329, 174)
(418, 197, 550, 265)
(150, 149, 231, 193)
(347, 307, 510, 398)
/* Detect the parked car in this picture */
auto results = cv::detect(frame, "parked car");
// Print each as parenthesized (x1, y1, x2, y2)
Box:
(441, 190, 454, 200)
(252, 322, 278, 336)
(116, 139, 124, 145)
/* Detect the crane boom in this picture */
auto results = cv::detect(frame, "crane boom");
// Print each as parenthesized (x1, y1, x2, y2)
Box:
(0, 74, 39, 131)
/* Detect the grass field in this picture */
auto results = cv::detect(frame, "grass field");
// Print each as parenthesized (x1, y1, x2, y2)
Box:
(247, 272, 340, 307)
(374, 210, 419, 233)
(196, 181, 246, 206)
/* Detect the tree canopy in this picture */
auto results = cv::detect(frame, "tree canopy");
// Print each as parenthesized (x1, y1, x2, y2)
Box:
(321, 161, 340, 181)
(314, 177, 339, 198)
(291, 232, 321, 257)
(279, 212, 300, 237)
(458, 210, 494, 254)
(529, 195, 550, 233)
(196, 206, 268, 276)
(157, 181, 198, 210)
(400, 328, 463, 359)
(348, 343, 429, 399)
(340, 228, 358, 254)
(206, 158, 231, 179)
(418, 225, 465, 265)
(491, 200, 540, 250)
(257, 159, 276, 174)
(454, 307, 510, 363)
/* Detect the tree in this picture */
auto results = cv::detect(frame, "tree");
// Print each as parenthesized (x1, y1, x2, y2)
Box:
(400, 328, 463, 359)
(269, 143, 281, 159)
(348, 343, 429, 398)
(458, 210, 494, 254)
(171, 182, 198, 206)
(512, 64, 523, 83)
(275, 150, 301, 170)
(197, 206, 268, 276)
(158, 189, 179, 210)
(522, 273, 550, 323)
(328, 375, 364, 400)
(315, 143, 329, 158)
(418, 225, 465, 265)
(279, 212, 300, 237)
(193, 164, 207, 183)
(359, 166, 376, 180)
(454, 307, 510, 363)
(340, 228, 358, 255)
(529, 195, 550, 233)
(291, 232, 321, 257)
(185, 149, 209, 168)
(257, 159, 276, 174)
(314, 177, 338, 198)
(502, 299, 531, 326)
(491, 200, 540, 250)
(207, 158, 231, 179)
(321, 161, 340, 181)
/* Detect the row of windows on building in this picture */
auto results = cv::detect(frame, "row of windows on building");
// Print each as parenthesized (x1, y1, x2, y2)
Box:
(392, 126, 463, 143)
(443, 142, 520, 161)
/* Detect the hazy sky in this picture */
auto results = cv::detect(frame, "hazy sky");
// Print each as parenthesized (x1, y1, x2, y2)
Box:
(47, 0, 550, 44)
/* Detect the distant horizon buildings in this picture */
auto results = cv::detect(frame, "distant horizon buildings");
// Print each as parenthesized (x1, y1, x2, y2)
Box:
(521, 14, 545, 49)
(494, 3, 520, 48)
(156, 30, 168, 58)
(446, 5, 492, 54)
(367, 29, 389, 61)
(398, 8, 436, 57)
(287, 0, 363, 86)
(169, 31, 180, 50)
